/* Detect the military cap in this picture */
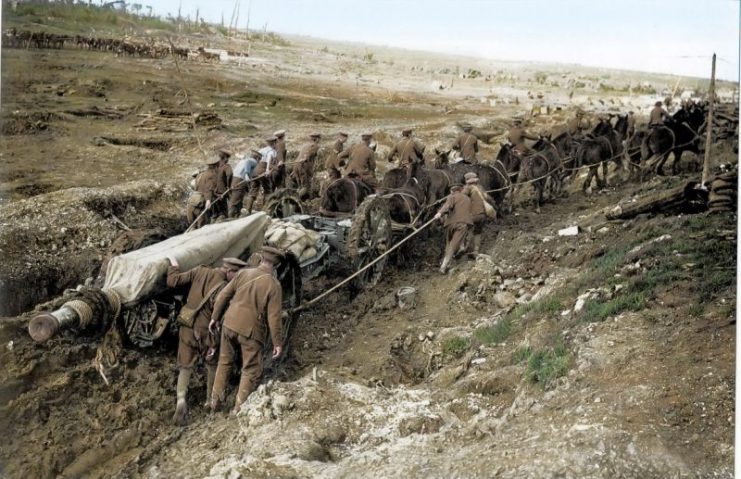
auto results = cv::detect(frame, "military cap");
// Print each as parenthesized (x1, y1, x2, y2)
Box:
(273, 129, 286, 138)
(451, 183, 464, 191)
(265, 135, 278, 143)
(461, 123, 473, 131)
(250, 149, 262, 158)
(309, 132, 322, 138)
(222, 257, 248, 270)
(464, 172, 479, 184)
(655, 101, 662, 107)
(361, 133, 373, 139)
(218, 148, 233, 158)
(206, 154, 221, 165)
(260, 246, 285, 264)
(338, 132, 349, 137)
(402, 128, 413, 135)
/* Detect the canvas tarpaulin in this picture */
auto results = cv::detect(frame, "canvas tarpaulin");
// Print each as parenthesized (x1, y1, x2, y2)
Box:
(103, 212, 270, 306)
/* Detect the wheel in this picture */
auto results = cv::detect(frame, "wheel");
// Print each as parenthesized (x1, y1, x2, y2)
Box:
(347, 195, 393, 290)
(122, 298, 174, 348)
(263, 188, 304, 218)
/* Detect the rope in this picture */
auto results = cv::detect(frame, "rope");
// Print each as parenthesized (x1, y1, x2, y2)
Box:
(102, 289, 122, 319)
(288, 216, 437, 314)
(65, 300, 94, 328)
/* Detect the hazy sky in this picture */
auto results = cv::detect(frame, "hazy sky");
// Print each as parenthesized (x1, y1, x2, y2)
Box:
(151, 0, 740, 81)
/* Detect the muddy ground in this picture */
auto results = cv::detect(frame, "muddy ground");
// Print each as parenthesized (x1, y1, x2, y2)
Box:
(0, 16, 737, 479)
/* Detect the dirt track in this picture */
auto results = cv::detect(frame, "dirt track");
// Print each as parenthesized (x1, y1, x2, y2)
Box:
(0, 20, 737, 479)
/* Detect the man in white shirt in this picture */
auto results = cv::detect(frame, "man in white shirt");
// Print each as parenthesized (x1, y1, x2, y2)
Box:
(228, 150, 260, 218)
(245, 136, 278, 214)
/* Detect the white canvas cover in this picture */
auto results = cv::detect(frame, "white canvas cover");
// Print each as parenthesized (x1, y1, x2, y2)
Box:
(103, 212, 270, 306)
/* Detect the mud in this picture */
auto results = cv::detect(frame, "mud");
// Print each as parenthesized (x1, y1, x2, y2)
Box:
(0, 15, 737, 479)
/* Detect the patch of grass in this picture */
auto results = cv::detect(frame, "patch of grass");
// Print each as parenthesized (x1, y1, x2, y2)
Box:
(512, 345, 532, 364)
(687, 303, 705, 318)
(580, 291, 647, 323)
(474, 317, 512, 345)
(523, 341, 571, 389)
(442, 336, 470, 359)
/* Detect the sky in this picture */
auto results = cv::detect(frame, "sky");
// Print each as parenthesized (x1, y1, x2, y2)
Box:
(149, 0, 740, 81)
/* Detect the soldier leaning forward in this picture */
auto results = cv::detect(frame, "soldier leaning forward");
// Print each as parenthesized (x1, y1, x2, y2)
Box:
(166, 256, 247, 425)
(434, 184, 473, 274)
(291, 132, 321, 194)
(187, 155, 220, 229)
(214, 148, 234, 219)
(325, 132, 349, 180)
(209, 246, 285, 412)
(463, 172, 496, 256)
(245, 136, 279, 214)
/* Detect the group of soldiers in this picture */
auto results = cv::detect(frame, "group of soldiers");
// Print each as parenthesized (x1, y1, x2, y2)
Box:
(166, 245, 286, 424)
(173, 102, 682, 419)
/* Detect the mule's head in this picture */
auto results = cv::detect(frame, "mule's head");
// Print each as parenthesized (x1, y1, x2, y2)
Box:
(432, 148, 451, 168)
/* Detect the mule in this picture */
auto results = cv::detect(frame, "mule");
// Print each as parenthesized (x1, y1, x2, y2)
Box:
(496, 144, 552, 211)
(319, 177, 374, 216)
(433, 149, 510, 213)
(641, 107, 705, 177)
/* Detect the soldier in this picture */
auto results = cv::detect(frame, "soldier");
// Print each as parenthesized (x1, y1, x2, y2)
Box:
(325, 132, 348, 180)
(463, 172, 496, 256)
(340, 133, 378, 189)
(228, 150, 260, 218)
(214, 149, 233, 219)
(245, 136, 279, 214)
(434, 184, 473, 274)
(452, 124, 479, 163)
(209, 246, 285, 413)
(272, 129, 287, 189)
(626, 111, 636, 138)
(291, 132, 321, 194)
(387, 128, 425, 166)
(187, 155, 220, 229)
(648, 101, 670, 128)
(565, 110, 587, 137)
(508, 118, 539, 155)
(167, 256, 247, 425)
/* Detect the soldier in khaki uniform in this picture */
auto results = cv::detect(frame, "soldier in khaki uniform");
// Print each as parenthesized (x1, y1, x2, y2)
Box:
(166, 256, 246, 425)
(565, 110, 588, 137)
(187, 155, 220, 229)
(214, 149, 233, 219)
(325, 132, 348, 180)
(209, 247, 284, 412)
(387, 128, 425, 166)
(339, 133, 378, 190)
(453, 124, 479, 163)
(463, 172, 496, 256)
(272, 129, 287, 189)
(648, 101, 670, 128)
(626, 111, 636, 138)
(508, 119, 539, 155)
(291, 133, 321, 194)
(434, 184, 473, 274)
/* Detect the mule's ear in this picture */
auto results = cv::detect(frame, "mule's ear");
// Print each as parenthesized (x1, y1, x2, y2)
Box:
(434, 147, 441, 155)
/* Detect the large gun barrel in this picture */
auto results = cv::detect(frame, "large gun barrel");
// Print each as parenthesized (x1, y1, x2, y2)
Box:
(28, 289, 120, 343)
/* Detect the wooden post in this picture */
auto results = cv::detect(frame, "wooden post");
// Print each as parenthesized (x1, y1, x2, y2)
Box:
(702, 53, 716, 187)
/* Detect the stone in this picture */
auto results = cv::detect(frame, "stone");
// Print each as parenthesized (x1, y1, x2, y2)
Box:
(398, 415, 444, 436)
(558, 225, 580, 236)
(493, 292, 517, 309)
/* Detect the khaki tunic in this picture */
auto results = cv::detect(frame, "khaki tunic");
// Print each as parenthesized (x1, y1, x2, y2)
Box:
(341, 143, 378, 187)
(649, 106, 669, 126)
(454, 132, 479, 161)
(325, 139, 346, 179)
(293, 141, 320, 187)
(166, 265, 227, 368)
(216, 163, 233, 196)
(388, 137, 425, 165)
(275, 138, 287, 164)
(211, 267, 283, 347)
(464, 184, 494, 234)
(508, 127, 538, 150)
(187, 168, 219, 228)
(437, 191, 473, 227)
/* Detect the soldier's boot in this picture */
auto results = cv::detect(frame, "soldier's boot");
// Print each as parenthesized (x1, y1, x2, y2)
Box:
(173, 368, 191, 426)
(473, 234, 482, 255)
(244, 197, 255, 214)
(439, 256, 451, 275)
(204, 365, 216, 407)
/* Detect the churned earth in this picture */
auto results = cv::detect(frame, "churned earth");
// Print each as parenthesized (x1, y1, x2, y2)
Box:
(0, 9, 736, 479)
